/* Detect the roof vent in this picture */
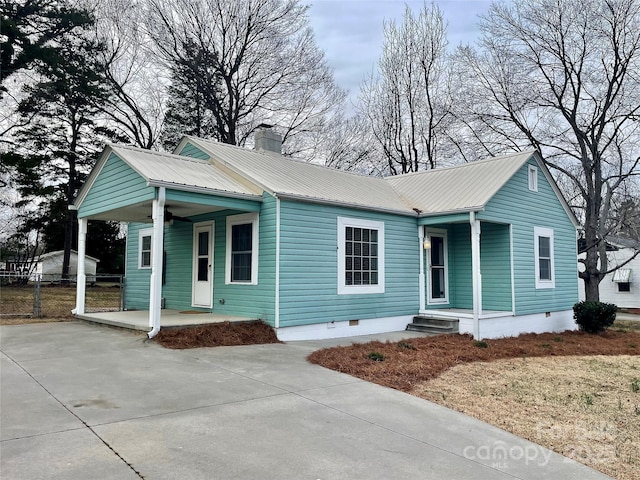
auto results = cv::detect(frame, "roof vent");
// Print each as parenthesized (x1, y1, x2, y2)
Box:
(254, 124, 282, 155)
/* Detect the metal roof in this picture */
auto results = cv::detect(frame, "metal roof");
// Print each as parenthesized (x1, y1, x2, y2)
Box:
(109, 145, 263, 198)
(385, 151, 537, 215)
(187, 137, 416, 215)
(79, 139, 566, 222)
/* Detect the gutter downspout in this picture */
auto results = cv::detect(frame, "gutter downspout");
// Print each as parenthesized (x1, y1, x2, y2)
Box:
(148, 187, 165, 339)
(470, 211, 482, 340)
(274, 197, 280, 329)
(72, 217, 88, 315)
(418, 225, 425, 312)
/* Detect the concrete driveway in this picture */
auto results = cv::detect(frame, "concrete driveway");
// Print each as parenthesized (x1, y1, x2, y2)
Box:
(1, 322, 610, 480)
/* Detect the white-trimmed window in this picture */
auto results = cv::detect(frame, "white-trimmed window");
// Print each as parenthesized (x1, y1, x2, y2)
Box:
(534, 227, 554, 288)
(337, 217, 385, 295)
(226, 213, 259, 284)
(138, 228, 153, 269)
(528, 165, 538, 192)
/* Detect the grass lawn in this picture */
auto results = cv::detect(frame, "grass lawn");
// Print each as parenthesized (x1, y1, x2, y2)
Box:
(0, 284, 122, 321)
(308, 327, 640, 479)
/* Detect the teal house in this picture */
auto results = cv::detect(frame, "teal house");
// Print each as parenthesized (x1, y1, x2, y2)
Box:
(73, 127, 579, 340)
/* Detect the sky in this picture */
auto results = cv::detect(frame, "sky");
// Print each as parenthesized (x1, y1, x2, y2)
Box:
(307, 0, 493, 107)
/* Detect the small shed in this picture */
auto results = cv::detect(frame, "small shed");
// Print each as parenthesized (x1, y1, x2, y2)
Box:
(34, 250, 99, 281)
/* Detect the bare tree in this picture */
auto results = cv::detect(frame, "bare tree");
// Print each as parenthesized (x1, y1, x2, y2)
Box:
(92, 0, 166, 148)
(144, 0, 345, 156)
(454, 0, 640, 301)
(357, 2, 452, 175)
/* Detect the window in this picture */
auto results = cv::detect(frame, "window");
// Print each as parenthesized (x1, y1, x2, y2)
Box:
(613, 269, 632, 293)
(618, 282, 631, 293)
(337, 217, 385, 294)
(534, 227, 554, 288)
(528, 165, 538, 192)
(225, 213, 259, 284)
(138, 228, 153, 269)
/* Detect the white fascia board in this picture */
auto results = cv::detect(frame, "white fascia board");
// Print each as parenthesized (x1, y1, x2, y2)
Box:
(274, 192, 416, 217)
(74, 145, 115, 210)
(147, 180, 264, 202)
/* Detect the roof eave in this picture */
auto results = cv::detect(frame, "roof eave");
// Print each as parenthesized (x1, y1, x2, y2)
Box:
(147, 180, 264, 202)
(418, 206, 485, 218)
(274, 192, 416, 217)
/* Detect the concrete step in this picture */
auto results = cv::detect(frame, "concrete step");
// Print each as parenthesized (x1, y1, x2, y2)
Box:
(411, 316, 459, 328)
(406, 316, 459, 334)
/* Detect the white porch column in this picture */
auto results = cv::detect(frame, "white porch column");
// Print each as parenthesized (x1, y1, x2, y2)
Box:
(418, 225, 425, 312)
(73, 217, 88, 315)
(470, 211, 482, 339)
(148, 187, 165, 338)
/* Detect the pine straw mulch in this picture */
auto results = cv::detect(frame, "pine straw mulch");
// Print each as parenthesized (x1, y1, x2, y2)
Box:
(153, 321, 281, 349)
(306, 329, 640, 392)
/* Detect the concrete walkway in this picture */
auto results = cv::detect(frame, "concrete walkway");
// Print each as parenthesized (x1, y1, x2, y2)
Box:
(0, 322, 611, 480)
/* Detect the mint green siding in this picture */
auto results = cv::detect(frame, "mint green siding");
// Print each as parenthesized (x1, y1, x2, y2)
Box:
(480, 223, 512, 311)
(210, 194, 277, 323)
(124, 193, 276, 323)
(449, 223, 473, 309)
(165, 189, 261, 212)
(479, 159, 578, 314)
(177, 143, 209, 160)
(422, 223, 475, 310)
(278, 200, 420, 327)
(124, 222, 151, 310)
(79, 153, 154, 218)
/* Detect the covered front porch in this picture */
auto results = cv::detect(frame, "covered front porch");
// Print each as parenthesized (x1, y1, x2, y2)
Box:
(417, 212, 515, 338)
(71, 144, 267, 338)
(76, 309, 258, 332)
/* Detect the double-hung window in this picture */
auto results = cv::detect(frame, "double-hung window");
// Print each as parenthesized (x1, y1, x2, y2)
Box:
(138, 228, 153, 269)
(226, 213, 259, 284)
(534, 226, 555, 288)
(337, 217, 385, 294)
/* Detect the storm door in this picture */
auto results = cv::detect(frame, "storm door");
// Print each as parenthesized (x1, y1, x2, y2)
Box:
(192, 222, 214, 308)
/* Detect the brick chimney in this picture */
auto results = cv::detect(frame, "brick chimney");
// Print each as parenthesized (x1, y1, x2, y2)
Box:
(254, 124, 282, 155)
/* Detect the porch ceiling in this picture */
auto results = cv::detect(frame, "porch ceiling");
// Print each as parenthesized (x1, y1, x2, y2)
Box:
(82, 200, 227, 223)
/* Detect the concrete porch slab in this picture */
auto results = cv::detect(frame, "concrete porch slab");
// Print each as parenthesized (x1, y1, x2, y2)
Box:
(75, 309, 258, 331)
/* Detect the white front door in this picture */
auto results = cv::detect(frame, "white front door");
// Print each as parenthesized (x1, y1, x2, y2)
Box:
(192, 222, 214, 308)
(426, 229, 449, 304)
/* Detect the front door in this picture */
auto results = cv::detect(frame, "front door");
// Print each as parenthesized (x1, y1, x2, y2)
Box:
(192, 222, 214, 308)
(426, 229, 449, 304)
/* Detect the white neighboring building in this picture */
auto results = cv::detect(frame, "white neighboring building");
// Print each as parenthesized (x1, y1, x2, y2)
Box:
(33, 250, 99, 282)
(579, 238, 640, 309)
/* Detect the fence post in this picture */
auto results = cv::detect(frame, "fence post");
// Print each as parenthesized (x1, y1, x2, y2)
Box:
(120, 275, 125, 311)
(33, 275, 42, 317)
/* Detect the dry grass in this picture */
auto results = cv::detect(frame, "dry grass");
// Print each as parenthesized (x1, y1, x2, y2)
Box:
(154, 321, 281, 349)
(308, 329, 640, 478)
(307, 329, 640, 391)
(416, 356, 640, 480)
(0, 284, 121, 318)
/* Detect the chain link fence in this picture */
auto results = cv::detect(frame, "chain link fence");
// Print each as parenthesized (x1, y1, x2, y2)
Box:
(0, 273, 124, 318)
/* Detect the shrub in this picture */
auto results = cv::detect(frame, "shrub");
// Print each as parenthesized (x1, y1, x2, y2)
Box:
(367, 351, 385, 362)
(473, 340, 488, 348)
(573, 301, 617, 333)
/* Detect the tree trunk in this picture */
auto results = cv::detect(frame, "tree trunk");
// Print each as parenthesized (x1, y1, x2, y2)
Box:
(582, 274, 600, 302)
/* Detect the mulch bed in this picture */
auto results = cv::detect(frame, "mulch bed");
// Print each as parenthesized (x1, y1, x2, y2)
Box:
(307, 330, 640, 392)
(153, 321, 281, 349)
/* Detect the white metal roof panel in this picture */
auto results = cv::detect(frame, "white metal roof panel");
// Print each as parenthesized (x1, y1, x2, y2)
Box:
(110, 144, 262, 197)
(187, 137, 415, 214)
(612, 269, 632, 282)
(385, 151, 536, 214)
